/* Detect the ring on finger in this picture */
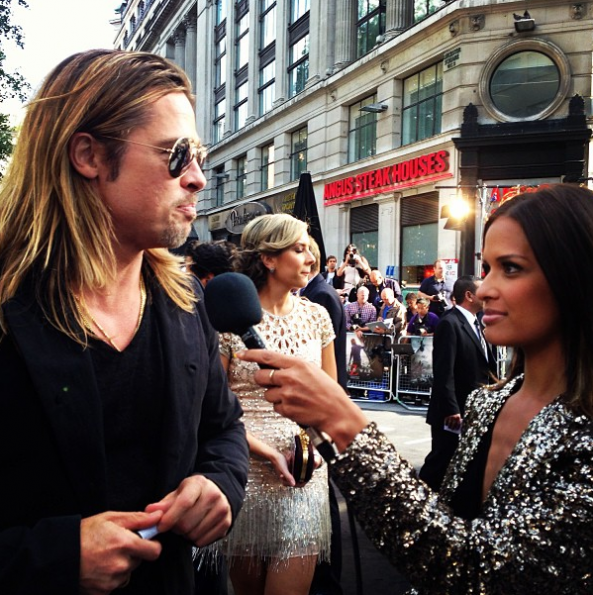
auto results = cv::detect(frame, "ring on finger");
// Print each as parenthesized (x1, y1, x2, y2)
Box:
(269, 369, 276, 384)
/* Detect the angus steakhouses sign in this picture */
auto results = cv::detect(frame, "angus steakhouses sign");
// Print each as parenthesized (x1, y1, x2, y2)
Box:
(323, 150, 451, 206)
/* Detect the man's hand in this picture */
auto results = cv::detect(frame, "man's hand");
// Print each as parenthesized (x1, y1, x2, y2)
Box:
(79, 510, 163, 595)
(444, 414, 462, 432)
(145, 476, 232, 547)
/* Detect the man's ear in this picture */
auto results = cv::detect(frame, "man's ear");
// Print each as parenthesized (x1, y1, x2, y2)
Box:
(68, 132, 101, 179)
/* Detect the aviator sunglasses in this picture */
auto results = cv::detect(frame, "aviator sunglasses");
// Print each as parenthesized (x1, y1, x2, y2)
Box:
(101, 135, 205, 178)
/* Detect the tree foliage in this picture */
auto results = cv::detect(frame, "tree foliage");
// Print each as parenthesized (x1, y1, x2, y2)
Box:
(1, 0, 30, 102)
(0, 0, 29, 174)
(0, 112, 14, 173)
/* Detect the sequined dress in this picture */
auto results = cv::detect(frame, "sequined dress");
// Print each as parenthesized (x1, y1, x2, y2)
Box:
(331, 375, 593, 594)
(210, 297, 334, 564)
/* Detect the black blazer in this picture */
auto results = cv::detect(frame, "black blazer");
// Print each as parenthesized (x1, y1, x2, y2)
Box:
(427, 307, 497, 426)
(0, 278, 248, 594)
(301, 274, 348, 389)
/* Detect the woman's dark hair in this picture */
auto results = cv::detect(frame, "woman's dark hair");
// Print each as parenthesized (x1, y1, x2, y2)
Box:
(343, 244, 358, 260)
(484, 184, 593, 417)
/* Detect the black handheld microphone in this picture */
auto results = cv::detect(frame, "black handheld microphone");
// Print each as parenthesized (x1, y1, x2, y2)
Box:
(204, 272, 269, 362)
(204, 272, 337, 463)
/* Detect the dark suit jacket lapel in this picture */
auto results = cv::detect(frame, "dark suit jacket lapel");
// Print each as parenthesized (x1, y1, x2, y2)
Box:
(150, 283, 201, 494)
(5, 297, 108, 514)
(455, 308, 488, 362)
(302, 274, 323, 298)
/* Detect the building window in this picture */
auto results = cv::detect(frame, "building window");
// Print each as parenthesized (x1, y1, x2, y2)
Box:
(213, 166, 227, 207)
(350, 203, 379, 268)
(259, 60, 275, 114)
(356, 0, 386, 58)
(236, 155, 247, 199)
(290, 0, 309, 24)
(235, 12, 249, 71)
(215, 37, 227, 88)
(414, 0, 440, 22)
(216, 0, 228, 25)
(234, 81, 248, 130)
(214, 97, 226, 143)
(490, 52, 558, 118)
(260, 0, 276, 49)
(213, 1, 227, 144)
(259, 0, 276, 115)
(290, 127, 307, 180)
(400, 192, 439, 285)
(288, 34, 309, 97)
(348, 95, 378, 162)
(261, 143, 275, 190)
(478, 40, 571, 123)
(402, 62, 443, 146)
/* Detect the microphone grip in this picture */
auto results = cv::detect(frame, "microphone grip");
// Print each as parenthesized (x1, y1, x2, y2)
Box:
(240, 328, 273, 369)
(303, 426, 338, 463)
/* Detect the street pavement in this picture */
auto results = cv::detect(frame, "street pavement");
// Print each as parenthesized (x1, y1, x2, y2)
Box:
(337, 399, 431, 595)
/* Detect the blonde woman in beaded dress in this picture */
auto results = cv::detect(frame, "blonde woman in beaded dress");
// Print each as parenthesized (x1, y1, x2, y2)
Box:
(240, 185, 593, 594)
(211, 214, 335, 595)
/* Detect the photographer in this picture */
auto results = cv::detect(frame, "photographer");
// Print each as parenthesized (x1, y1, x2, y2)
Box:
(345, 286, 377, 331)
(406, 298, 439, 336)
(418, 259, 451, 317)
(336, 244, 371, 301)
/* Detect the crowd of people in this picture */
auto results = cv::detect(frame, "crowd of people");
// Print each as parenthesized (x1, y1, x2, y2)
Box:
(3, 46, 592, 595)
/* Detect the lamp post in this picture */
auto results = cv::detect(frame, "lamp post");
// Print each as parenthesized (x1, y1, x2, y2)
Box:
(438, 183, 497, 276)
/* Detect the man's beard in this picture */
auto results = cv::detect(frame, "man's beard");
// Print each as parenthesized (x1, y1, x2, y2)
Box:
(162, 220, 192, 249)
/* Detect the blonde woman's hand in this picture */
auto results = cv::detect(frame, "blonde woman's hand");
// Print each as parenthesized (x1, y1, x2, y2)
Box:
(269, 448, 296, 487)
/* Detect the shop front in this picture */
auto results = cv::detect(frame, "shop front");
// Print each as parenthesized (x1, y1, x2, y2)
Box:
(206, 188, 303, 243)
(322, 148, 454, 285)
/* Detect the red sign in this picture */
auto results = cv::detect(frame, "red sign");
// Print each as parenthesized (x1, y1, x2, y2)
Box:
(324, 150, 451, 206)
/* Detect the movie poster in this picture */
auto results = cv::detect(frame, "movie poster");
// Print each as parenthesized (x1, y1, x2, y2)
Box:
(346, 332, 391, 381)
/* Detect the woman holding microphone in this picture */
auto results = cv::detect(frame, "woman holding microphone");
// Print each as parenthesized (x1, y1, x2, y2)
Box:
(239, 185, 593, 595)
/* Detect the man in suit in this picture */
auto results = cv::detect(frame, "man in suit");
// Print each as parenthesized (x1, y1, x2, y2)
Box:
(302, 237, 346, 595)
(302, 241, 348, 391)
(419, 275, 496, 491)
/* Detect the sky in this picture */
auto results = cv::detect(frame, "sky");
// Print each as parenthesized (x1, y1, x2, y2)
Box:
(4, 0, 120, 122)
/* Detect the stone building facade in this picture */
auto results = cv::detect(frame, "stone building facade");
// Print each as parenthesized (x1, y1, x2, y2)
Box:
(113, 0, 592, 281)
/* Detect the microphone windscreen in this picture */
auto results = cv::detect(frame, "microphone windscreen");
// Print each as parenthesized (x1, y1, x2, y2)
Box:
(204, 272, 263, 333)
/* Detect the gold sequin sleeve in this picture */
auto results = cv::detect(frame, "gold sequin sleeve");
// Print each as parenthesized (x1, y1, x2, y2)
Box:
(331, 379, 593, 594)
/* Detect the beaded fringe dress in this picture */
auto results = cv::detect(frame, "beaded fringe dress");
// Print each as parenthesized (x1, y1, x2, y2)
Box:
(205, 298, 334, 567)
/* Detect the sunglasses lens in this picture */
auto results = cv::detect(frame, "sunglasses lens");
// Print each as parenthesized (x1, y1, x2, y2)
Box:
(169, 138, 193, 178)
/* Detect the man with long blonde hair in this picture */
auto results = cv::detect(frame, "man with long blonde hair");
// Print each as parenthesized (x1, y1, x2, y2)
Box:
(0, 50, 248, 594)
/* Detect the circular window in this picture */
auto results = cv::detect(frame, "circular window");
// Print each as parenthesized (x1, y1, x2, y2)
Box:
(479, 40, 571, 122)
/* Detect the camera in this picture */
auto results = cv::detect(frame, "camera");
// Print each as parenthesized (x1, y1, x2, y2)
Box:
(347, 249, 357, 267)
(351, 314, 362, 329)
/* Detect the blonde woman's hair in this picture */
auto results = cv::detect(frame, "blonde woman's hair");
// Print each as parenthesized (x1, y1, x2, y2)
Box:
(235, 214, 309, 290)
(0, 49, 197, 342)
(308, 236, 321, 274)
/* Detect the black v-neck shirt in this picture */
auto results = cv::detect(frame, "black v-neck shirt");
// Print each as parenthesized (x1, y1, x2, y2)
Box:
(89, 297, 166, 511)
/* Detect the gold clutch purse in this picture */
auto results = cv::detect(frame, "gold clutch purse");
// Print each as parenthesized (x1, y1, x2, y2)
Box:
(289, 428, 315, 484)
